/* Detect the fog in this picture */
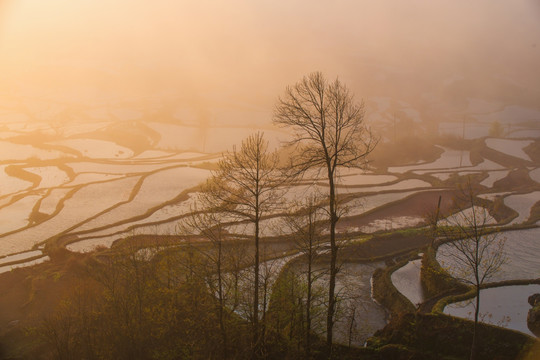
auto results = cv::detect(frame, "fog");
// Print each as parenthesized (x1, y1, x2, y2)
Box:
(2, 4, 540, 356)
(1, 0, 539, 128)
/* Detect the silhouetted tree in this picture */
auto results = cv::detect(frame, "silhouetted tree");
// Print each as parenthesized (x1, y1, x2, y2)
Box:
(274, 71, 377, 354)
(178, 196, 231, 357)
(438, 181, 507, 360)
(206, 132, 287, 356)
(35, 244, 231, 359)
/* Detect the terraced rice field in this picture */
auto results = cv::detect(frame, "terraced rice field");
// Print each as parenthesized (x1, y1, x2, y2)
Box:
(0, 114, 538, 321)
(485, 138, 533, 161)
(444, 284, 540, 336)
(331, 262, 388, 345)
(388, 147, 472, 173)
(530, 168, 540, 183)
(504, 191, 540, 225)
(437, 228, 540, 282)
(480, 170, 510, 187)
(1, 132, 432, 257)
(48, 139, 134, 159)
(289, 260, 387, 346)
(438, 206, 497, 227)
(0, 255, 50, 274)
(358, 216, 424, 233)
(391, 259, 424, 306)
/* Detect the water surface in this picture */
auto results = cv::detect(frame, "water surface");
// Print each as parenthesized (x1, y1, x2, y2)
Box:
(391, 259, 425, 306)
(445, 284, 540, 336)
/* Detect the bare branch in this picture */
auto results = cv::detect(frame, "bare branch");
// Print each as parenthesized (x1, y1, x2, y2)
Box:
(273, 72, 378, 351)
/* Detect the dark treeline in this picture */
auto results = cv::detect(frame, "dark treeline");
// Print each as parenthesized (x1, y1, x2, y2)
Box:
(32, 243, 286, 359)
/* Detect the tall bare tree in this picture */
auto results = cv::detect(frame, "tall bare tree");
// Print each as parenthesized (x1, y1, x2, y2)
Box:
(274, 71, 377, 352)
(438, 181, 507, 360)
(207, 132, 286, 356)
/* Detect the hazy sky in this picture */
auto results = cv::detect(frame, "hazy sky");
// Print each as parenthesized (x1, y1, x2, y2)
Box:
(0, 0, 539, 123)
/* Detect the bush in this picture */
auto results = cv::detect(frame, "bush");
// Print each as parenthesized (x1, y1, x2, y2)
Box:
(420, 246, 469, 299)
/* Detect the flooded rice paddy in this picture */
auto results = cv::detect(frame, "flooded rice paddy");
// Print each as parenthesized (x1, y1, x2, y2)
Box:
(444, 285, 540, 336)
(485, 138, 533, 161)
(437, 228, 540, 283)
(391, 259, 425, 306)
(504, 192, 540, 225)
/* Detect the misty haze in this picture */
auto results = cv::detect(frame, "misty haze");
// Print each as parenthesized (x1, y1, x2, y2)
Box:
(0, 1, 539, 359)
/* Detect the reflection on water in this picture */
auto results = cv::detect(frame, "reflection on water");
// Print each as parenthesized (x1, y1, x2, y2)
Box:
(444, 285, 540, 336)
(388, 147, 472, 173)
(0, 250, 42, 265)
(391, 259, 425, 306)
(328, 262, 387, 346)
(485, 138, 533, 162)
(284, 260, 387, 346)
(438, 228, 540, 336)
(504, 192, 540, 225)
(0, 256, 50, 274)
(437, 228, 540, 282)
(480, 170, 510, 187)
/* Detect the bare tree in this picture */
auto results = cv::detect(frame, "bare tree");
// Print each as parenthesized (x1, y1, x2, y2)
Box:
(178, 192, 231, 358)
(284, 196, 327, 356)
(274, 71, 377, 352)
(206, 132, 287, 356)
(438, 182, 507, 360)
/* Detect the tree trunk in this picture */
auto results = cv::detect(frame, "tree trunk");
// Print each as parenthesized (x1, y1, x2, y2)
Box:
(253, 214, 260, 357)
(348, 308, 356, 348)
(326, 173, 337, 356)
(306, 253, 313, 358)
(217, 241, 228, 359)
(470, 286, 480, 360)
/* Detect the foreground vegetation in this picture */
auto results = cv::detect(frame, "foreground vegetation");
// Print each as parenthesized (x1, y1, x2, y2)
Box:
(1, 232, 539, 360)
